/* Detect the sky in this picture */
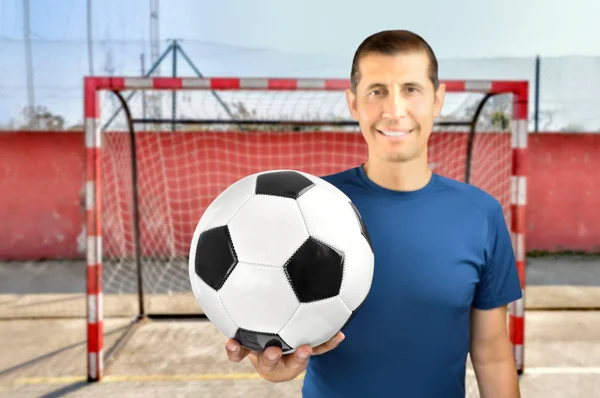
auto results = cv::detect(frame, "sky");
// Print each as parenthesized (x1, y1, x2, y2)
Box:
(2, 0, 600, 58)
(1, 0, 599, 129)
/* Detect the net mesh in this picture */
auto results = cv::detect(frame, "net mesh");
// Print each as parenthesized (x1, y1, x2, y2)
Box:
(98, 87, 512, 298)
(97, 87, 512, 396)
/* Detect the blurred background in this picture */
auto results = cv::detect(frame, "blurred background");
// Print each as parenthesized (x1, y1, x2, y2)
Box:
(0, 0, 599, 397)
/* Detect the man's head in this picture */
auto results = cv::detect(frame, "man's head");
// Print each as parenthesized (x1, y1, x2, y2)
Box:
(346, 30, 445, 165)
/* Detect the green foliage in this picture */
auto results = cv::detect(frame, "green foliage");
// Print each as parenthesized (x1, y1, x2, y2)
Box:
(559, 123, 586, 132)
(20, 105, 65, 130)
(491, 111, 510, 129)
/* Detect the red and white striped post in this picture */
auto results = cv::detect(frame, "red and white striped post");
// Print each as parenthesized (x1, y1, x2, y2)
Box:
(461, 81, 527, 374)
(508, 82, 528, 374)
(84, 77, 103, 381)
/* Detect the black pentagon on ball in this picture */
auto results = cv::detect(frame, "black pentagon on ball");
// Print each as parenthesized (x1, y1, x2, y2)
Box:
(255, 170, 315, 199)
(194, 225, 237, 291)
(284, 237, 344, 303)
(234, 328, 292, 353)
(349, 201, 373, 252)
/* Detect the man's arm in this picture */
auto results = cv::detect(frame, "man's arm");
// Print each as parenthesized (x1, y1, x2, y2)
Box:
(470, 305, 521, 398)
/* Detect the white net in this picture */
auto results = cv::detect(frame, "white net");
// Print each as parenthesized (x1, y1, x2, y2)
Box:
(97, 85, 512, 395)
(98, 87, 513, 300)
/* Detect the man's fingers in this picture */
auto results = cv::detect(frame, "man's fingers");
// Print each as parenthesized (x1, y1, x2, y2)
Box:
(227, 332, 343, 374)
(312, 331, 345, 355)
(225, 338, 250, 363)
(282, 345, 312, 369)
(256, 346, 282, 373)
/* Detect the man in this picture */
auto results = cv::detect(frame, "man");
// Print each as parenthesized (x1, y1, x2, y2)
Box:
(225, 29, 522, 398)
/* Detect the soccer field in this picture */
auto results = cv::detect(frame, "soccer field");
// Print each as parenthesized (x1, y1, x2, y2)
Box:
(1, 256, 599, 397)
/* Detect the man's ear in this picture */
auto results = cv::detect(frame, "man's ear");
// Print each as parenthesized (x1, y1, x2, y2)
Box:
(346, 88, 359, 120)
(433, 82, 446, 118)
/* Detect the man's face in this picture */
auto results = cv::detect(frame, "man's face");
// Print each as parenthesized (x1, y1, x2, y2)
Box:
(346, 51, 445, 164)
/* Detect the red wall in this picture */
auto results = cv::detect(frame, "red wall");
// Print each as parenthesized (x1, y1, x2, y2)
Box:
(0, 132, 85, 260)
(0, 131, 598, 260)
(526, 133, 600, 252)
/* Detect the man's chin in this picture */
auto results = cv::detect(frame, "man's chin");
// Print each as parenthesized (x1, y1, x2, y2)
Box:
(382, 152, 414, 163)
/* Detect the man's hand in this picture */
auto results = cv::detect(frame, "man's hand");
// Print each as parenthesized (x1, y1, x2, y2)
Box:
(225, 331, 345, 382)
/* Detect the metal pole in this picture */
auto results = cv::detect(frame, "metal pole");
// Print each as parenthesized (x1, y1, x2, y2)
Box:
(112, 91, 145, 317)
(87, 0, 94, 75)
(465, 93, 496, 184)
(534, 55, 540, 133)
(141, 53, 146, 132)
(23, 0, 35, 122)
(172, 40, 177, 131)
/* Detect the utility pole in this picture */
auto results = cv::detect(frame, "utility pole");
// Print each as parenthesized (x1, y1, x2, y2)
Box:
(141, 53, 147, 131)
(534, 55, 540, 133)
(150, 0, 160, 77)
(23, 0, 35, 118)
(87, 0, 94, 75)
(148, 0, 161, 125)
(171, 39, 178, 131)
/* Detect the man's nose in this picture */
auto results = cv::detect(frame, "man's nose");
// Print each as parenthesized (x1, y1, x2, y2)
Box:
(382, 91, 408, 119)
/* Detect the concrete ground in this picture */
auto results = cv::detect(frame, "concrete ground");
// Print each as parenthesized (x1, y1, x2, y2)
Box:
(0, 312, 599, 397)
(0, 256, 599, 397)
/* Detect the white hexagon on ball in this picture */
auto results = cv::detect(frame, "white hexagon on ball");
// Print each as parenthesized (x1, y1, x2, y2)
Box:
(196, 174, 257, 233)
(297, 184, 362, 253)
(228, 195, 309, 266)
(278, 296, 351, 349)
(219, 262, 300, 334)
(188, 273, 238, 338)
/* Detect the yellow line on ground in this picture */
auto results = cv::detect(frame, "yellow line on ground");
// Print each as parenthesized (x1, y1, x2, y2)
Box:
(104, 373, 264, 382)
(14, 372, 306, 384)
(14, 367, 600, 385)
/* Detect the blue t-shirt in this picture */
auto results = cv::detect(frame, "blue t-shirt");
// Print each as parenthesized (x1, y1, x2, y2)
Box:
(302, 166, 522, 398)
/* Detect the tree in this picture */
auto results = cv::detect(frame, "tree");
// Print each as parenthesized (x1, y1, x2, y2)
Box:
(559, 123, 585, 132)
(0, 119, 17, 130)
(20, 105, 65, 130)
(491, 110, 510, 130)
(440, 94, 513, 131)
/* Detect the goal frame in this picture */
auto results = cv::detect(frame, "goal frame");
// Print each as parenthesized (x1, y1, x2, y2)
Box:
(83, 76, 528, 381)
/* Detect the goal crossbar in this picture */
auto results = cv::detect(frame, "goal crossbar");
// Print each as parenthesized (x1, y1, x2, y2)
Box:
(84, 76, 528, 381)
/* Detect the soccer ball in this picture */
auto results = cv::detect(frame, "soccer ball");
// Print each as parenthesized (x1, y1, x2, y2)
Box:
(188, 170, 374, 353)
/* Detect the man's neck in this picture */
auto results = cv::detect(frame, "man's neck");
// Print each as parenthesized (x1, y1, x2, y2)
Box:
(362, 157, 432, 192)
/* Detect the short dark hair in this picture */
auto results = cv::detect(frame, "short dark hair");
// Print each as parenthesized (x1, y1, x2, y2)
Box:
(350, 30, 439, 92)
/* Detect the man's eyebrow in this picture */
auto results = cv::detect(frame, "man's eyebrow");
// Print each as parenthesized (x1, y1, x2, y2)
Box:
(404, 81, 425, 89)
(365, 83, 387, 91)
(364, 81, 425, 91)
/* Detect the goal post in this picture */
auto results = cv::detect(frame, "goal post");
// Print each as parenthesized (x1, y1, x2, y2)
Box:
(83, 77, 527, 382)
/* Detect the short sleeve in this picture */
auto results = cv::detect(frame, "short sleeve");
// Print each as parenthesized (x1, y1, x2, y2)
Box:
(472, 201, 522, 310)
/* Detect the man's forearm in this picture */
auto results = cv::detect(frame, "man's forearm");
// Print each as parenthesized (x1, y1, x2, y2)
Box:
(472, 358, 520, 398)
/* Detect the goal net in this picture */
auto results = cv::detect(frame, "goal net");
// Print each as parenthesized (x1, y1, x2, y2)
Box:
(84, 77, 528, 391)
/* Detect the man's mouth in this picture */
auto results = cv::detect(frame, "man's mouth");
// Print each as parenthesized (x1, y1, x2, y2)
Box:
(376, 129, 413, 137)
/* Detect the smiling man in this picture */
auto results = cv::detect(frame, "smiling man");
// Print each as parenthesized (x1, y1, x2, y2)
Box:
(225, 30, 522, 398)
